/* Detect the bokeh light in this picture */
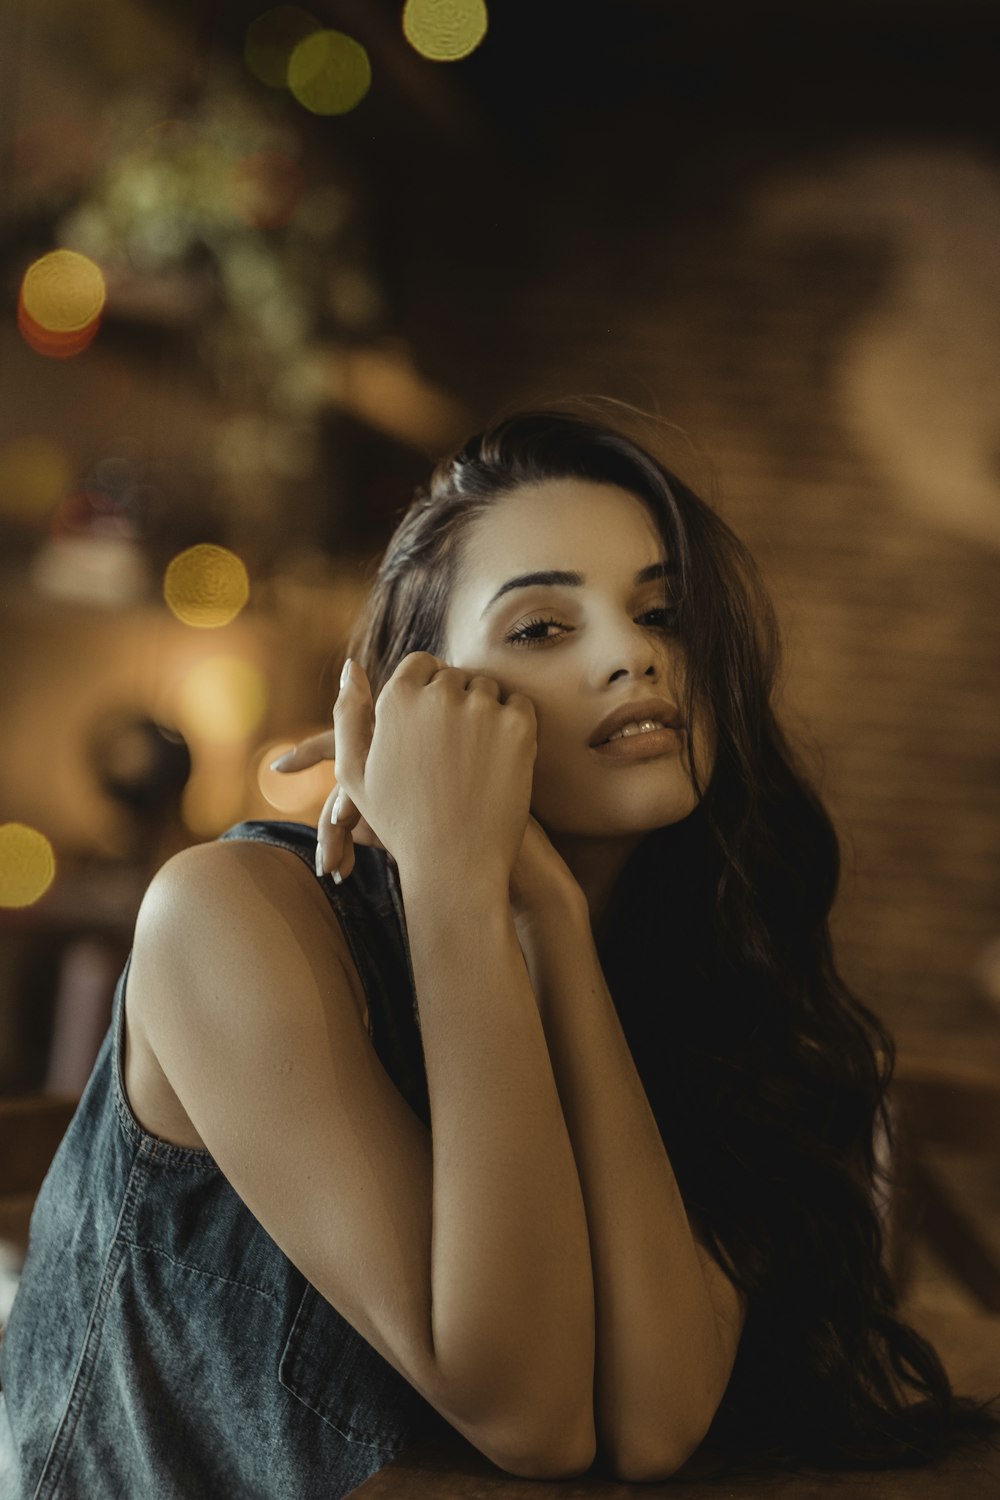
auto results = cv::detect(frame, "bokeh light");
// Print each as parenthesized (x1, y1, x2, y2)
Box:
(288, 30, 372, 115)
(163, 544, 250, 627)
(0, 823, 56, 909)
(0, 436, 72, 522)
(256, 737, 335, 814)
(402, 0, 488, 61)
(231, 150, 306, 229)
(244, 6, 321, 88)
(174, 656, 269, 744)
(18, 249, 106, 358)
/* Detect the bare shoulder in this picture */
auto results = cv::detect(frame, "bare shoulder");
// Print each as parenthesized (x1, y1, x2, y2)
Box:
(123, 838, 371, 1149)
(132, 837, 368, 1028)
(123, 832, 443, 1401)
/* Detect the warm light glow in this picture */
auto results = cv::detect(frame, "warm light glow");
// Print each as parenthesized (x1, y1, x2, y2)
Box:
(256, 736, 335, 814)
(18, 249, 106, 358)
(401, 0, 488, 61)
(181, 759, 247, 838)
(0, 436, 71, 521)
(163, 544, 250, 627)
(175, 656, 268, 744)
(288, 30, 372, 115)
(244, 6, 321, 88)
(0, 823, 56, 908)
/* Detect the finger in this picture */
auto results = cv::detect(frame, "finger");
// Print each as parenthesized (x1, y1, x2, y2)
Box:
(270, 729, 336, 772)
(389, 651, 450, 687)
(316, 817, 350, 880)
(330, 658, 374, 798)
(465, 673, 501, 698)
(316, 784, 359, 884)
(336, 834, 357, 884)
(330, 777, 358, 824)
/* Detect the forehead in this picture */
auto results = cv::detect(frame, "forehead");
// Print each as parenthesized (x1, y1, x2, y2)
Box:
(457, 478, 665, 582)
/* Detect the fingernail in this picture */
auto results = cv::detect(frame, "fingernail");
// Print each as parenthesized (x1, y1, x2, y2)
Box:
(332, 870, 343, 885)
(270, 751, 292, 770)
(315, 847, 324, 878)
(340, 658, 352, 691)
(330, 791, 345, 825)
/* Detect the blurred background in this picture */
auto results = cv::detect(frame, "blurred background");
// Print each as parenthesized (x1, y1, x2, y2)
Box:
(1, 0, 999, 1294)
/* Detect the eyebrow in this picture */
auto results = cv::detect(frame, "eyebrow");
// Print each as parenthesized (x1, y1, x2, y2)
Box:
(480, 560, 676, 619)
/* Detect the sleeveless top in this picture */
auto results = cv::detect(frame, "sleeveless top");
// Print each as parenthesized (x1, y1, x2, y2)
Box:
(0, 820, 453, 1500)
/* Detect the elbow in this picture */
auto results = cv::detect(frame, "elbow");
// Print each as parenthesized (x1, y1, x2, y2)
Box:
(609, 1449, 686, 1484)
(489, 1426, 596, 1480)
(481, 1402, 596, 1479)
(605, 1424, 705, 1484)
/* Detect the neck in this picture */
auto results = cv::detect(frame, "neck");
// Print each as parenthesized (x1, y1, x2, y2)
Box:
(544, 829, 644, 943)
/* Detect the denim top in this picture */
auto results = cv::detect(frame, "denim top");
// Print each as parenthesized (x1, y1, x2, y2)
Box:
(0, 820, 452, 1500)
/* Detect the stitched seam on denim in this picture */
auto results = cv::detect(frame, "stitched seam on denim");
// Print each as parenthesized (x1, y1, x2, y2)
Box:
(122, 1241, 278, 1302)
(281, 1378, 408, 1452)
(279, 1287, 412, 1449)
(32, 1143, 146, 1500)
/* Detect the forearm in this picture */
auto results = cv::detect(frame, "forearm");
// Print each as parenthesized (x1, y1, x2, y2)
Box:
(514, 891, 724, 1478)
(398, 866, 596, 1444)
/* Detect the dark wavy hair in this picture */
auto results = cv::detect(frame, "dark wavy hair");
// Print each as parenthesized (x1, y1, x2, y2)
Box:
(340, 400, 1000, 1480)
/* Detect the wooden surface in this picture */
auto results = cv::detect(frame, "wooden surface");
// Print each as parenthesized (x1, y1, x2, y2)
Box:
(349, 1308, 1000, 1498)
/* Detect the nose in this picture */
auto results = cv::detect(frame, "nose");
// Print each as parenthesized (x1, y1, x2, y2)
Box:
(606, 625, 662, 684)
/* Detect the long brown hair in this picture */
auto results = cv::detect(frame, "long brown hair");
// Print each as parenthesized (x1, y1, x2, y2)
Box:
(342, 402, 1000, 1478)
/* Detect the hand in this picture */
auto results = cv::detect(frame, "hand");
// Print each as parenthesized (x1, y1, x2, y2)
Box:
(270, 729, 382, 885)
(274, 654, 538, 887)
(509, 814, 586, 929)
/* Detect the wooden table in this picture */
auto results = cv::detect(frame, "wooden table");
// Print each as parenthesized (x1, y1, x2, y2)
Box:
(350, 1308, 1000, 1497)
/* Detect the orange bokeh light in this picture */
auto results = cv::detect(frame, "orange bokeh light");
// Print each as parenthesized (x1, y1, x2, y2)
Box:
(18, 249, 106, 359)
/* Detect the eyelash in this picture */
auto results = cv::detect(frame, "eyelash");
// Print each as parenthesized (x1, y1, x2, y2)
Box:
(504, 606, 680, 648)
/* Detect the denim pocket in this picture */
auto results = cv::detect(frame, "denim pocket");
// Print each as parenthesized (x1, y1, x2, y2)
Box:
(278, 1283, 423, 1454)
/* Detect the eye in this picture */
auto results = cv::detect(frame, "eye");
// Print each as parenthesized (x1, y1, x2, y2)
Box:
(504, 606, 681, 649)
(641, 606, 681, 632)
(504, 614, 566, 648)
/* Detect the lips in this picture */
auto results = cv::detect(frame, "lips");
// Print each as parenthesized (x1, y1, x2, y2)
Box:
(589, 697, 685, 747)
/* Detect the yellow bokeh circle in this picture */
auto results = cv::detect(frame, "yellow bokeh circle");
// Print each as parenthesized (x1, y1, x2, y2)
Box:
(0, 823, 56, 908)
(244, 6, 321, 88)
(288, 30, 371, 115)
(21, 250, 106, 333)
(164, 544, 250, 627)
(402, 0, 488, 61)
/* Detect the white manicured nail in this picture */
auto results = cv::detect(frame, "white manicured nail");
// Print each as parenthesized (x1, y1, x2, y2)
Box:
(315, 847, 324, 878)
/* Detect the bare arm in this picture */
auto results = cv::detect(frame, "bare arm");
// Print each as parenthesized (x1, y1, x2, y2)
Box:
(131, 840, 595, 1477)
(134, 653, 598, 1472)
(513, 884, 748, 1481)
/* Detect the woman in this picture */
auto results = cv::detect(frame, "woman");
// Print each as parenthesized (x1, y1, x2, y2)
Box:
(2, 405, 997, 1496)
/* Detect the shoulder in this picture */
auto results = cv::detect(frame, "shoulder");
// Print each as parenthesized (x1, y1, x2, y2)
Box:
(139, 834, 310, 908)
(132, 837, 367, 1028)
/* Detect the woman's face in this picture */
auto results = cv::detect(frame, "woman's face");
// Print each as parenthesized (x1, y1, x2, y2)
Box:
(441, 477, 715, 838)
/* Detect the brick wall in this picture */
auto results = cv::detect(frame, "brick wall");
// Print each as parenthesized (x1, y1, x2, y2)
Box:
(474, 147, 1000, 1062)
